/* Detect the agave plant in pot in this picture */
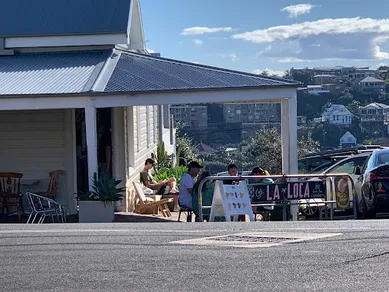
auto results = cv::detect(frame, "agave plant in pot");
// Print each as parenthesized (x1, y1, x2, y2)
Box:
(77, 172, 125, 223)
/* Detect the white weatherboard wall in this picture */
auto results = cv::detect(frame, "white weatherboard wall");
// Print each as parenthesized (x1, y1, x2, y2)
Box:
(124, 105, 159, 211)
(0, 109, 76, 214)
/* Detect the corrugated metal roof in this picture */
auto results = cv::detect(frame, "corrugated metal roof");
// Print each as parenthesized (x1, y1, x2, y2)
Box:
(0, 0, 131, 37)
(104, 52, 299, 93)
(0, 51, 110, 95)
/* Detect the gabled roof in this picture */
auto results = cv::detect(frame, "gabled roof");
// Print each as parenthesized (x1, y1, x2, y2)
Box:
(0, 0, 131, 37)
(104, 51, 300, 93)
(340, 131, 356, 140)
(360, 76, 384, 83)
(197, 143, 216, 155)
(0, 51, 109, 95)
(362, 102, 389, 110)
(0, 49, 300, 97)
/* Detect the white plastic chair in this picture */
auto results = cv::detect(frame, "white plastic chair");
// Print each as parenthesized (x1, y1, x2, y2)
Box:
(25, 192, 66, 224)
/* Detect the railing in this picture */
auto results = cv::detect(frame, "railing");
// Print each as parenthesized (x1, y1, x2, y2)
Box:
(197, 173, 356, 222)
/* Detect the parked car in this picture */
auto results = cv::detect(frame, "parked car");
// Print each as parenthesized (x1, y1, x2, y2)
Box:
(354, 149, 389, 218)
(301, 152, 371, 217)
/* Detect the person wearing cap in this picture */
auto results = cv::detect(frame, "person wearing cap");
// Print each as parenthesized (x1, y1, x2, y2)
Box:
(140, 158, 177, 195)
(178, 161, 203, 209)
(249, 167, 274, 184)
(249, 167, 274, 215)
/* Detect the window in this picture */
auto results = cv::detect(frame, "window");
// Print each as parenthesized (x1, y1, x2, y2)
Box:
(376, 153, 389, 166)
(327, 157, 368, 175)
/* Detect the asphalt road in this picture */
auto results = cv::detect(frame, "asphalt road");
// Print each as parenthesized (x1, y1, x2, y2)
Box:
(0, 221, 388, 292)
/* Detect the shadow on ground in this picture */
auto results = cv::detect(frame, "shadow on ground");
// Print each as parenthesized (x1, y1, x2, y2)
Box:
(0, 213, 181, 224)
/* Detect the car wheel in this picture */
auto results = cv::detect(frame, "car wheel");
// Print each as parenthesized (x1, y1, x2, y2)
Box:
(301, 206, 318, 217)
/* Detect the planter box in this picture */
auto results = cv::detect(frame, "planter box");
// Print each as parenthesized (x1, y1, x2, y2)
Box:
(78, 201, 115, 223)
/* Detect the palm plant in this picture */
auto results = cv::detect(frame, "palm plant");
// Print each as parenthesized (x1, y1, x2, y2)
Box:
(77, 172, 125, 202)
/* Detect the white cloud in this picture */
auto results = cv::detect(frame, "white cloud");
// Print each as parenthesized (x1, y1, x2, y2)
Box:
(181, 26, 233, 35)
(277, 57, 306, 63)
(232, 17, 389, 60)
(373, 62, 389, 69)
(193, 39, 203, 46)
(252, 69, 285, 77)
(229, 53, 238, 61)
(281, 4, 316, 18)
(147, 48, 155, 53)
(212, 52, 239, 62)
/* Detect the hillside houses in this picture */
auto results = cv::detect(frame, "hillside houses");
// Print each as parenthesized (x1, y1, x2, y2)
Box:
(320, 104, 353, 125)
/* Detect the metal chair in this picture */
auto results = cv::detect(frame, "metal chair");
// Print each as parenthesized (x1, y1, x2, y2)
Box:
(25, 192, 66, 224)
(178, 206, 193, 222)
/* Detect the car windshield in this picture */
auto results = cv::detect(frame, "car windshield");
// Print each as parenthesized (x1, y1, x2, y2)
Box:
(327, 156, 368, 174)
(376, 152, 389, 166)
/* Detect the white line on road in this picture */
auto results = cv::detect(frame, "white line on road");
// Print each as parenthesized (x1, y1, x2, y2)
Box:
(0, 229, 232, 234)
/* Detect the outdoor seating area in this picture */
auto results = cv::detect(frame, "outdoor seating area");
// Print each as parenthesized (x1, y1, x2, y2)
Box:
(0, 171, 65, 223)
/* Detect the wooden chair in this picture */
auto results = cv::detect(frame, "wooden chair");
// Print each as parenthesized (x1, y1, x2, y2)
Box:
(37, 170, 61, 199)
(0, 172, 23, 219)
(133, 182, 172, 217)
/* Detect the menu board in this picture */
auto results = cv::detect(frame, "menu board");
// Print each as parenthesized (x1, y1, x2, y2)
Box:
(209, 181, 254, 222)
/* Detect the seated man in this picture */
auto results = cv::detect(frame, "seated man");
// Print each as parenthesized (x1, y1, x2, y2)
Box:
(140, 158, 177, 195)
(178, 161, 203, 209)
(223, 163, 240, 185)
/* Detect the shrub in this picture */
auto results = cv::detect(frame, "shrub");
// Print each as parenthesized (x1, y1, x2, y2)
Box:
(153, 166, 188, 185)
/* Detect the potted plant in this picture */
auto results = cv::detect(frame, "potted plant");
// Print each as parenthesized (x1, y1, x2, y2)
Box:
(77, 172, 125, 223)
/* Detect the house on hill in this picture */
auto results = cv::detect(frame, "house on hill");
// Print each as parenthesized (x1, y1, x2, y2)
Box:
(358, 76, 385, 95)
(321, 104, 353, 125)
(360, 102, 389, 123)
(340, 132, 357, 148)
(0, 0, 300, 216)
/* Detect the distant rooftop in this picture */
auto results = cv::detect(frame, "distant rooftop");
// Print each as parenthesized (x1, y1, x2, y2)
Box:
(0, 0, 131, 37)
(360, 76, 384, 83)
(362, 102, 389, 110)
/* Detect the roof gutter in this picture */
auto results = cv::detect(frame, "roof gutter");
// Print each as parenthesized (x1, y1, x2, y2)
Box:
(0, 84, 300, 100)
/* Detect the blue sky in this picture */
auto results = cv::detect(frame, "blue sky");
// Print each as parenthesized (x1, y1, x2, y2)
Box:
(140, 0, 389, 76)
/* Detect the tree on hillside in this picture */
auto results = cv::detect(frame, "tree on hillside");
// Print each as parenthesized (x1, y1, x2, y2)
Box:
(176, 134, 197, 166)
(298, 133, 320, 158)
(244, 128, 320, 174)
(337, 89, 353, 105)
(290, 68, 314, 86)
(347, 100, 361, 115)
(245, 128, 282, 173)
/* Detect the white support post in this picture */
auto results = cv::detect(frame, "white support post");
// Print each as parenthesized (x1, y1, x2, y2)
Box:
(281, 96, 298, 220)
(85, 103, 98, 191)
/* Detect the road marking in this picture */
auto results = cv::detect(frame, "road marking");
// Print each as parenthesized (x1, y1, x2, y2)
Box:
(171, 232, 342, 248)
(0, 229, 232, 234)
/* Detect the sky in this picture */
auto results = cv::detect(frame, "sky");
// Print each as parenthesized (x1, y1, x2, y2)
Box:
(140, 0, 389, 76)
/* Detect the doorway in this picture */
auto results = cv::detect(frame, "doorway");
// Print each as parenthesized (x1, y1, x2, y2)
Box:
(75, 108, 113, 193)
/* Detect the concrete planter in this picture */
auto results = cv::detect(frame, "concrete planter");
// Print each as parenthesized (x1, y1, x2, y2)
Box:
(78, 201, 115, 223)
